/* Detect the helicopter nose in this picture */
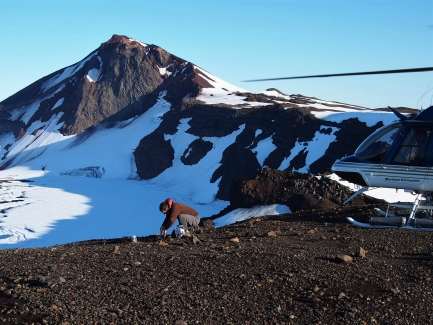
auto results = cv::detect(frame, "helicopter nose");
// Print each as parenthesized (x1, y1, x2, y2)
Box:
(332, 157, 369, 187)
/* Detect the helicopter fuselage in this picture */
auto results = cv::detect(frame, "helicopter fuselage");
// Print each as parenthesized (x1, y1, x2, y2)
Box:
(332, 111, 433, 193)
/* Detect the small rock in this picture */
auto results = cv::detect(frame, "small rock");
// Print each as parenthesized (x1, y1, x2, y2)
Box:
(391, 288, 400, 294)
(159, 240, 169, 246)
(359, 247, 366, 258)
(41, 276, 66, 284)
(230, 237, 240, 243)
(202, 219, 214, 230)
(112, 246, 120, 255)
(191, 236, 201, 244)
(336, 254, 353, 264)
(267, 231, 277, 237)
(194, 227, 203, 234)
(175, 320, 188, 325)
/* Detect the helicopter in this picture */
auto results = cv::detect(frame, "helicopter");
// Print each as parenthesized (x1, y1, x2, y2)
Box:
(331, 105, 433, 230)
(245, 67, 433, 230)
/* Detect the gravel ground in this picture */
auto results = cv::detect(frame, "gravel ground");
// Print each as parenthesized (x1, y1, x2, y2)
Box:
(1, 205, 433, 325)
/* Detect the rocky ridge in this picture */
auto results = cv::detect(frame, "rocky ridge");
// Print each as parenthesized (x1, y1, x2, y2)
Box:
(229, 168, 385, 211)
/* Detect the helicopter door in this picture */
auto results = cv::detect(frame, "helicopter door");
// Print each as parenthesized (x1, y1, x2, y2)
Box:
(388, 126, 431, 190)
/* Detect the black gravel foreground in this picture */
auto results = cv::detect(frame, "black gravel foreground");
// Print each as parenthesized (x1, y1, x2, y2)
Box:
(1, 206, 433, 325)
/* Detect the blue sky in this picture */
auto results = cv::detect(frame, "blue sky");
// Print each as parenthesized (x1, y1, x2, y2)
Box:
(1, 0, 432, 109)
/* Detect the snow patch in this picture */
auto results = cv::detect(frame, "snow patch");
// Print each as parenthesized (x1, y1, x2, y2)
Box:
(214, 204, 291, 227)
(313, 111, 397, 127)
(252, 135, 277, 167)
(51, 98, 64, 110)
(41, 51, 98, 92)
(129, 38, 147, 47)
(279, 126, 339, 172)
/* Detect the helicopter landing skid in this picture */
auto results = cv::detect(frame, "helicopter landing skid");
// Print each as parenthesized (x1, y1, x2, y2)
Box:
(347, 192, 433, 230)
(347, 217, 398, 229)
(373, 207, 396, 217)
(346, 217, 433, 231)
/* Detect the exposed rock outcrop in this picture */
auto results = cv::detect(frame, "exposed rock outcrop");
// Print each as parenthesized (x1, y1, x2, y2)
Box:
(230, 168, 386, 211)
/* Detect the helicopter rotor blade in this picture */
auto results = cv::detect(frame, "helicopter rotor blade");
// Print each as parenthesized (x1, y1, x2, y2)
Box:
(243, 67, 433, 82)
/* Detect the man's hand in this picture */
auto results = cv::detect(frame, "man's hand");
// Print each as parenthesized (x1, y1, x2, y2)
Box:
(160, 227, 167, 237)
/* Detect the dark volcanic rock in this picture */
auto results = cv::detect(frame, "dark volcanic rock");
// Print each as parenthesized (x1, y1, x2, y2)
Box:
(0, 120, 26, 140)
(230, 168, 385, 211)
(1, 209, 433, 325)
(134, 132, 174, 179)
(212, 145, 262, 200)
(180, 139, 213, 165)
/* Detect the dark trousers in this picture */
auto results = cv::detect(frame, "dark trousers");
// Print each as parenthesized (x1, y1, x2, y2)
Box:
(178, 214, 200, 228)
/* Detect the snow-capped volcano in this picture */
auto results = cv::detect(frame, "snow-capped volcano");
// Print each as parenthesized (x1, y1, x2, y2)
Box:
(0, 35, 417, 248)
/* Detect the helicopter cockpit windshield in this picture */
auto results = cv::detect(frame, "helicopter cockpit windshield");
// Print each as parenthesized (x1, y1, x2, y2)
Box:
(354, 122, 402, 163)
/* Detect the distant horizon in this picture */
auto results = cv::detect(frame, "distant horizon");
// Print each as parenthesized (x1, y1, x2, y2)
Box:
(1, 0, 432, 109)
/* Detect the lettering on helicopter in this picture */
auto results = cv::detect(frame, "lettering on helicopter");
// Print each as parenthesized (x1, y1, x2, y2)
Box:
(383, 178, 421, 183)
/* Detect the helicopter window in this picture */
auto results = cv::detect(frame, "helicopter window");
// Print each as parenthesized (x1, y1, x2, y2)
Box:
(393, 127, 431, 165)
(354, 123, 401, 163)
